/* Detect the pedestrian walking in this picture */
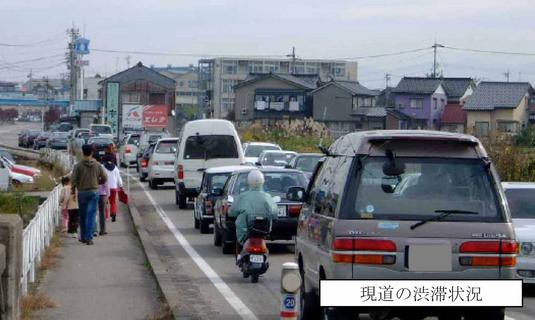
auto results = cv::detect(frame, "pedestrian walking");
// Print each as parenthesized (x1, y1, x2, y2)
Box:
(59, 176, 78, 233)
(103, 159, 123, 222)
(102, 143, 118, 166)
(98, 174, 110, 235)
(71, 144, 108, 245)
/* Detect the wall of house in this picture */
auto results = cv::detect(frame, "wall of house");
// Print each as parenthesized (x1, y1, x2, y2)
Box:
(430, 89, 447, 129)
(394, 92, 447, 129)
(312, 85, 353, 122)
(234, 77, 305, 122)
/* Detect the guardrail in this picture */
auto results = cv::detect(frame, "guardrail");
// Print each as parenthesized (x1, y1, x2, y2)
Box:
(20, 184, 61, 295)
(0, 143, 40, 160)
(40, 148, 75, 173)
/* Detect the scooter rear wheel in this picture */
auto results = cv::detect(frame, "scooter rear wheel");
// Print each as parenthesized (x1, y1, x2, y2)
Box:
(251, 274, 259, 283)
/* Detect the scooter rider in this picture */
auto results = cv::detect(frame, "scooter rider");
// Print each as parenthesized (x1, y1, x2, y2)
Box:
(229, 169, 278, 247)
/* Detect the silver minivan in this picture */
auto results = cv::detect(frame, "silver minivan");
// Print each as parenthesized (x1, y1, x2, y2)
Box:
(290, 130, 516, 320)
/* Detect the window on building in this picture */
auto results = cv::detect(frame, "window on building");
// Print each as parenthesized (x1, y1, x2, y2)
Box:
(222, 61, 237, 74)
(410, 98, 423, 109)
(305, 62, 319, 74)
(179, 81, 185, 87)
(475, 121, 490, 137)
(222, 79, 238, 93)
(221, 98, 235, 113)
(122, 92, 140, 104)
(188, 80, 198, 88)
(264, 62, 279, 73)
(248, 61, 264, 74)
(293, 62, 305, 74)
(497, 121, 518, 133)
(331, 63, 346, 77)
(433, 98, 438, 110)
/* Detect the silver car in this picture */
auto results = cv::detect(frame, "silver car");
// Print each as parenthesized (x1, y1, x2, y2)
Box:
(147, 138, 179, 189)
(502, 182, 535, 284)
(291, 130, 516, 320)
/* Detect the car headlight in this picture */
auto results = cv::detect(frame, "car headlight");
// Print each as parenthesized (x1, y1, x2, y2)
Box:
(521, 242, 533, 255)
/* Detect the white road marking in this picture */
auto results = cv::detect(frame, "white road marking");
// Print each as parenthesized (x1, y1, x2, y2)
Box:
(135, 178, 259, 320)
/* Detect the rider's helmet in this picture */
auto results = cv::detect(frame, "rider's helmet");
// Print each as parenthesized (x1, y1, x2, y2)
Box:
(247, 169, 265, 188)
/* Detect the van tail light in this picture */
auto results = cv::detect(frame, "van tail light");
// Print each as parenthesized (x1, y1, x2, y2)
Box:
(222, 203, 230, 215)
(332, 238, 396, 265)
(244, 238, 268, 254)
(141, 159, 148, 168)
(125, 146, 132, 154)
(459, 240, 518, 267)
(288, 205, 302, 217)
(205, 200, 213, 214)
(177, 165, 184, 180)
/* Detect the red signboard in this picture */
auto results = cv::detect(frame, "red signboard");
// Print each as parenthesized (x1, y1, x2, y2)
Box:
(142, 105, 168, 128)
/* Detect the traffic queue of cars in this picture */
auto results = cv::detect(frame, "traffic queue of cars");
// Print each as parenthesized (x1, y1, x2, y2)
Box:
(126, 122, 535, 319)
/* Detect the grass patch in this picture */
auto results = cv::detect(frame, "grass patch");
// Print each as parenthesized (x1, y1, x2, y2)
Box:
(22, 293, 57, 320)
(145, 301, 173, 320)
(39, 233, 62, 271)
(0, 192, 41, 227)
(11, 160, 62, 193)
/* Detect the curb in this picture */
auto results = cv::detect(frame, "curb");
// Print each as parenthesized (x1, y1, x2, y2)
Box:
(127, 198, 180, 320)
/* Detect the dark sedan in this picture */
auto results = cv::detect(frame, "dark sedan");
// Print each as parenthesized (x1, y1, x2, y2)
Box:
(213, 167, 308, 254)
(136, 143, 156, 182)
(46, 132, 70, 150)
(286, 153, 323, 179)
(33, 131, 51, 149)
(87, 137, 113, 162)
(23, 130, 41, 148)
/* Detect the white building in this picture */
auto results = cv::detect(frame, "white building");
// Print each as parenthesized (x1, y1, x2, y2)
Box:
(198, 57, 358, 118)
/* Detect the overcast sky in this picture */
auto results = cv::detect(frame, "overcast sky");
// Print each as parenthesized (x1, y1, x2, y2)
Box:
(1, 0, 534, 88)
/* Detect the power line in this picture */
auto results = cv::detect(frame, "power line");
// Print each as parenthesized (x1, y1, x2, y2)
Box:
(0, 53, 65, 66)
(92, 48, 288, 59)
(0, 33, 66, 47)
(442, 45, 535, 57)
(335, 47, 432, 60)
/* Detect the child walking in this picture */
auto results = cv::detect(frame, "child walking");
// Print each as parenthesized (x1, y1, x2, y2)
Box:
(60, 176, 79, 236)
(98, 174, 110, 235)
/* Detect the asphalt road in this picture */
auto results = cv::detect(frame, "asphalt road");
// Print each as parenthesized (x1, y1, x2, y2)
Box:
(0, 120, 41, 147)
(131, 177, 535, 320)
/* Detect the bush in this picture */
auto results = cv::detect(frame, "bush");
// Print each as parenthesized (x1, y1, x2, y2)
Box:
(484, 136, 535, 182)
(515, 127, 535, 147)
(0, 192, 41, 226)
(240, 118, 333, 153)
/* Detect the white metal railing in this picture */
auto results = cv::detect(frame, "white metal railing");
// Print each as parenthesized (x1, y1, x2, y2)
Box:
(21, 184, 61, 295)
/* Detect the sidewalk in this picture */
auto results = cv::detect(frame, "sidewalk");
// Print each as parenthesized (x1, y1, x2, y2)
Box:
(36, 202, 163, 320)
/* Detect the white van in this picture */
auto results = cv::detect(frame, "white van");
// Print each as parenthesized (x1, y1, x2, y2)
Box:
(89, 124, 113, 140)
(174, 120, 245, 209)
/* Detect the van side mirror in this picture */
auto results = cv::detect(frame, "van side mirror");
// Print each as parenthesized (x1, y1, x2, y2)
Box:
(255, 161, 261, 166)
(287, 186, 306, 202)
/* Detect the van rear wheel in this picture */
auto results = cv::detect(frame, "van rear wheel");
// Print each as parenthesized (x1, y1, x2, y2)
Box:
(213, 224, 222, 246)
(221, 230, 234, 254)
(200, 220, 210, 234)
(299, 269, 320, 320)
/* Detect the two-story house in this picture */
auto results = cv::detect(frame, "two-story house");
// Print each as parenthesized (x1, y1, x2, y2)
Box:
(463, 81, 534, 138)
(233, 73, 317, 126)
(311, 80, 382, 137)
(440, 78, 475, 132)
(391, 77, 447, 130)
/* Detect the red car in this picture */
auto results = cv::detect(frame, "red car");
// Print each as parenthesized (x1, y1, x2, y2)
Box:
(0, 157, 41, 177)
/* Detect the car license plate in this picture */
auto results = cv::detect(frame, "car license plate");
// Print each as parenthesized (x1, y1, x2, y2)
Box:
(278, 206, 287, 217)
(99, 151, 105, 155)
(408, 244, 452, 272)
(250, 255, 264, 263)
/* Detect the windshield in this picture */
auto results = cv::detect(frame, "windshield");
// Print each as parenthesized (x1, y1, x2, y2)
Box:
(342, 157, 503, 221)
(206, 173, 231, 194)
(504, 188, 535, 219)
(127, 135, 140, 145)
(260, 152, 296, 167)
(147, 134, 164, 144)
(155, 141, 178, 153)
(184, 135, 238, 160)
(295, 155, 322, 172)
(233, 171, 307, 197)
(91, 126, 112, 134)
(245, 145, 280, 157)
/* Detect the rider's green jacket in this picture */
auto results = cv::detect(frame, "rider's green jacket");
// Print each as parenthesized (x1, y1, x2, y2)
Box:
(228, 186, 278, 244)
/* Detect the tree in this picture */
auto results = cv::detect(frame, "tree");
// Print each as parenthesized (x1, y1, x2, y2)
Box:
(44, 106, 60, 125)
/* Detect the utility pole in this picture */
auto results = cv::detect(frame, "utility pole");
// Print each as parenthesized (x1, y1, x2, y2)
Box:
(67, 26, 80, 114)
(385, 73, 391, 88)
(504, 70, 510, 82)
(287, 47, 296, 74)
(125, 55, 131, 68)
(27, 70, 33, 93)
(432, 42, 444, 78)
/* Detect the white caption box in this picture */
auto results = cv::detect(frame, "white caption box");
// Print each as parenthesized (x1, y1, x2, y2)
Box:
(320, 280, 523, 307)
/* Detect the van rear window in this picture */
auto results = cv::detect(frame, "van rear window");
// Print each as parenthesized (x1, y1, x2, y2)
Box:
(184, 135, 238, 160)
(341, 157, 504, 222)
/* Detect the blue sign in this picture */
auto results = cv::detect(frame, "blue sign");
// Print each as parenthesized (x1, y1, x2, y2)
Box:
(75, 38, 90, 55)
(283, 296, 296, 309)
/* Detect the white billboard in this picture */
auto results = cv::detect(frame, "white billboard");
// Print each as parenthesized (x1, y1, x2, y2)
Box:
(122, 104, 143, 129)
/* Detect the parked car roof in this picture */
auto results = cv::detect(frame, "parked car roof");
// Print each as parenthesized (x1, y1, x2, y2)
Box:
(502, 182, 535, 189)
(205, 165, 253, 174)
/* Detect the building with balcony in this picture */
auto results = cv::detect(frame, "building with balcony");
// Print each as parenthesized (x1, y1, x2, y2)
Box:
(198, 57, 358, 118)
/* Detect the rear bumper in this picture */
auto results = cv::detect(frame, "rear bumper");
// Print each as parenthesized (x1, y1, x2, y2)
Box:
(270, 218, 298, 240)
(151, 166, 174, 179)
(516, 256, 535, 283)
(124, 153, 136, 163)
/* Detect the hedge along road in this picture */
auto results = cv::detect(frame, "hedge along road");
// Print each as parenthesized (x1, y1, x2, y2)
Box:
(128, 175, 531, 320)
